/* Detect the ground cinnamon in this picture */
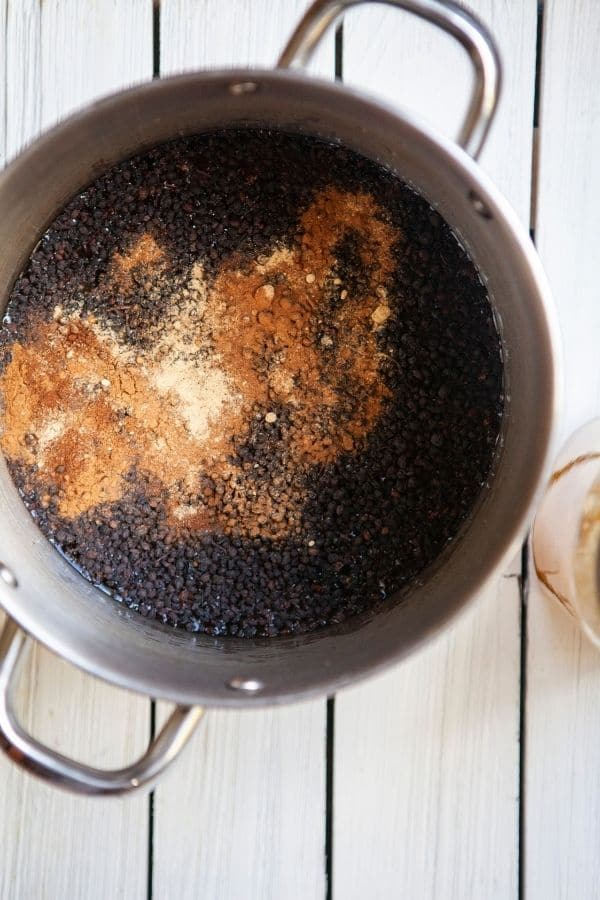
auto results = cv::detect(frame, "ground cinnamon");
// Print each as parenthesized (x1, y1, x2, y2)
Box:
(0, 187, 401, 537)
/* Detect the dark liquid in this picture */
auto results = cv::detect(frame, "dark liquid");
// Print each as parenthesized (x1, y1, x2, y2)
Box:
(0, 130, 503, 637)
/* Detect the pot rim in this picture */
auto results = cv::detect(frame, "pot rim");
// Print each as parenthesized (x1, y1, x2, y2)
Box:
(0, 68, 562, 707)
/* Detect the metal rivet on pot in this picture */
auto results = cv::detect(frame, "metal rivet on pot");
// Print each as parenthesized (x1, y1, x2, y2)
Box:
(0, 564, 17, 587)
(229, 81, 259, 95)
(227, 677, 264, 693)
(468, 190, 493, 219)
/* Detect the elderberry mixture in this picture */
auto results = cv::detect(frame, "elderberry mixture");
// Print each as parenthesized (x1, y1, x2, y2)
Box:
(0, 130, 503, 637)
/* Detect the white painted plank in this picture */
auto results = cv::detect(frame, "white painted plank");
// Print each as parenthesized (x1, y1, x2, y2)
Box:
(335, 3, 536, 897)
(153, 4, 330, 898)
(155, 701, 326, 900)
(5, 0, 40, 161)
(535, 0, 600, 445)
(526, 581, 600, 900)
(0, 3, 153, 899)
(344, 0, 536, 221)
(527, 2, 600, 898)
(335, 577, 521, 900)
(160, 0, 334, 77)
(0, 647, 150, 900)
(40, 0, 152, 131)
(0, 1, 6, 169)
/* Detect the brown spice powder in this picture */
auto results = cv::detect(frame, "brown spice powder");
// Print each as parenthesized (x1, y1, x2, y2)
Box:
(210, 187, 397, 465)
(0, 316, 242, 518)
(0, 187, 402, 537)
(110, 233, 166, 292)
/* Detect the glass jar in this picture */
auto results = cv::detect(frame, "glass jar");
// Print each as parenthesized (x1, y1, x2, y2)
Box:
(533, 419, 600, 645)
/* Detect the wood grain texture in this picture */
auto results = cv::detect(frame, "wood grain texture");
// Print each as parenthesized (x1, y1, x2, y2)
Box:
(5, 0, 40, 161)
(160, 0, 334, 76)
(0, 1, 6, 169)
(527, 2, 600, 897)
(344, 0, 536, 221)
(0, 648, 150, 900)
(334, 3, 536, 897)
(0, 3, 153, 899)
(535, 0, 600, 443)
(335, 576, 521, 900)
(152, 5, 331, 897)
(40, 0, 152, 132)
(155, 702, 326, 900)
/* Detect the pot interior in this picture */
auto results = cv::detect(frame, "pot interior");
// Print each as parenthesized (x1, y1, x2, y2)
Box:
(0, 71, 558, 706)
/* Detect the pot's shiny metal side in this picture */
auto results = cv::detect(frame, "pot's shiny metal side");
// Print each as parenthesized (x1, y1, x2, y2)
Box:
(0, 620, 204, 795)
(0, 70, 561, 709)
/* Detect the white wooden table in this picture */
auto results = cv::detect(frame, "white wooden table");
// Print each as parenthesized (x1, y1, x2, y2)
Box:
(0, 2, 597, 897)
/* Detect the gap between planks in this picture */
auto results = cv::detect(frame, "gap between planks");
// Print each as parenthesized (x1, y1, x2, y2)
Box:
(526, 1, 600, 898)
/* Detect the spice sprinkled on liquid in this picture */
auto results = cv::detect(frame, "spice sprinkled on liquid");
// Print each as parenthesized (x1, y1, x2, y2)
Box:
(0, 130, 503, 637)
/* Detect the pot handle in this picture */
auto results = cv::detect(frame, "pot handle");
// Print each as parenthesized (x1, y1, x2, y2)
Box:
(0, 617, 204, 796)
(277, 0, 501, 160)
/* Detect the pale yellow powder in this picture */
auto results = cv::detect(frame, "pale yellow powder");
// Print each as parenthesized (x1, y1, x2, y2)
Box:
(153, 358, 237, 441)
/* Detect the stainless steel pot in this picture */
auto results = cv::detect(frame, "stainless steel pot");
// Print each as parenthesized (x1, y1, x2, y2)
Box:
(0, 0, 561, 795)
